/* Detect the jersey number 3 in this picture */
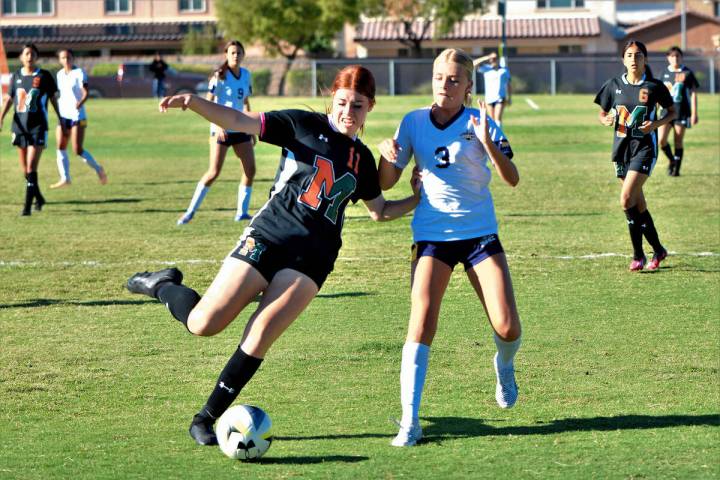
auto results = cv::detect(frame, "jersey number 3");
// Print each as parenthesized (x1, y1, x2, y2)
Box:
(299, 156, 357, 224)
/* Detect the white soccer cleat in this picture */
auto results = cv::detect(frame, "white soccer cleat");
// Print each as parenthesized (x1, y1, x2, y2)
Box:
(391, 420, 423, 447)
(494, 353, 518, 409)
(177, 212, 194, 225)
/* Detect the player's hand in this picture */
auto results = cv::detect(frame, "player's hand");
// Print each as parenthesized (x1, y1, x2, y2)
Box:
(159, 94, 192, 112)
(217, 129, 227, 142)
(410, 166, 422, 198)
(600, 111, 615, 127)
(638, 120, 654, 134)
(471, 100, 492, 146)
(691, 114, 699, 126)
(378, 138, 401, 163)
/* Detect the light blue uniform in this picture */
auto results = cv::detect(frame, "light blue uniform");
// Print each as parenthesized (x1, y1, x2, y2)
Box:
(392, 106, 513, 242)
(208, 67, 252, 134)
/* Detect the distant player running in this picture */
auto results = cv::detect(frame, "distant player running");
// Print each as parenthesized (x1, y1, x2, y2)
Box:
(379, 49, 522, 447)
(51, 48, 107, 189)
(658, 46, 699, 177)
(177, 40, 256, 225)
(126, 66, 420, 446)
(594, 40, 675, 272)
(0, 43, 60, 216)
(473, 51, 511, 126)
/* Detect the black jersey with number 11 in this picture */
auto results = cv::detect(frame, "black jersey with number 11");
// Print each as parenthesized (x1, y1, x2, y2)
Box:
(594, 74, 673, 164)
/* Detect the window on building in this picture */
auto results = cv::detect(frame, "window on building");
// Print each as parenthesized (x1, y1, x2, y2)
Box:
(179, 0, 206, 12)
(559, 45, 583, 54)
(105, 0, 131, 14)
(537, 0, 584, 8)
(2, 0, 53, 15)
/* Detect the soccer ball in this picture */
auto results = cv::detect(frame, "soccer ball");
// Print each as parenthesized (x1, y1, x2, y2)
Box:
(216, 405, 273, 461)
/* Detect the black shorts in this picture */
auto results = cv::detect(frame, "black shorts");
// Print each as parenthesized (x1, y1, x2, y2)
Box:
(411, 234, 504, 270)
(614, 156, 656, 178)
(229, 230, 335, 289)
(661, 109, 692, 129)
(59, 117, 87, 130)
(11, 131, 47, 148)
(211, 131, 252, 146)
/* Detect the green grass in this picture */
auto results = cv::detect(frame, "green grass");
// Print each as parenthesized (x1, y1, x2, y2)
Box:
(1, 94, 719, 479)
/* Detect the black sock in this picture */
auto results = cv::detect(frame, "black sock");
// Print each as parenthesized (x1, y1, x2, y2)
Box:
(673, 148, 684, 174)
(624, 206, 645, 259)
(200, 347, 263, 420)
(660, 143, 674, 161)
(156, 283, 201, 330)
(23, 174, 34, 212)
(638, 209, 664, 254)
(28, 171, 43, 205)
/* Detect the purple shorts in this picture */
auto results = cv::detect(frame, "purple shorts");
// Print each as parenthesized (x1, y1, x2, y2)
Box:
(411, 234, 504, 270)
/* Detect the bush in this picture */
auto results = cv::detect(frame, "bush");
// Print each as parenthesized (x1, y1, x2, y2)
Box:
(251, 69, 271, 95)
(91, 63, 121, 76)
(181, 26, 217, 56)
(170, 63, 213, 76)
(285, 69, 312, 96)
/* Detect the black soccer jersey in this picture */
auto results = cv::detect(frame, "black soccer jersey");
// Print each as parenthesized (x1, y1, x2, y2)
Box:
(594, 74, 674, 164)
(251, 109, 381, 259)
(8, 68, 57, 135)
(659, 65, 699, 119)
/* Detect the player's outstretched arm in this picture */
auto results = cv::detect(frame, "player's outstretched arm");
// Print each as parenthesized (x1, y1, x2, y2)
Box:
(473, 54, 492, 67)
(159, 93, 261, 135)
(639, 104, 676, 134)
(364, 167, 421, 222)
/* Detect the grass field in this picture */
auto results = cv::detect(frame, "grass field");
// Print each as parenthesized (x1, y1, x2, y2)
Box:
(1, 94, 719, 479)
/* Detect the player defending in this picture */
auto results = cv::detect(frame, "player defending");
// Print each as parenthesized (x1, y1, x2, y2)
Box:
(658, 46, 699, 177)
(594, 40, 676, 271)
(379, 49, 522, 447)
(473, 52, 511, 126)
(0, 43, 60, 216)
(177, 40, 256, 225)
(51, 48, 107, 188)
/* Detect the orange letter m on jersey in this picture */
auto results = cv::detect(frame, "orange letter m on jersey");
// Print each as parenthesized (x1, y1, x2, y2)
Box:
(299, 155, 357, 224)
(615, 105, 648, 139)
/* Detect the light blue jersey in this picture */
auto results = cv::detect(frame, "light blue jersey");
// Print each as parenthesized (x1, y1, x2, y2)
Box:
(479, 64, 511, 104)
(393, 106, 513, 242)
(208, 67, 252, 134)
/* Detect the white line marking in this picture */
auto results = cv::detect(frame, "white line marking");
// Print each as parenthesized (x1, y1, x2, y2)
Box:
(525, 98, 540, 110)
(0, 252, 717, 268)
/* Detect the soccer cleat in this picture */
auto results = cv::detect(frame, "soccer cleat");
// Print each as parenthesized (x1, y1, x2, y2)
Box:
(97, 168, 108, 185)
(177, 212, 194, 225)
(671, 160, 682, 177)
(629, 256, 646, 272)
(50, 179, 71, 189)
(646, 249, 668, 271)
(234, 213, 252, 221)
(20, 208, 31, 216)
(34, 194, 45, 212)
(667, 161, 676, 176)
(494, 353, 518, 409)
(189, 414, 218, 446)
(126, 267, 183, 298)
(391, 419, 423, 447)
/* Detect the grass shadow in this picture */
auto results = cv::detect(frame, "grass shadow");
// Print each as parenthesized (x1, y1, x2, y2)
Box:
(51, 198, 142, 205)
(258, 455, 368, 465)
(505, 212, 605, 217)
(0, 298, 155, 309)
(315, 292, 373, 299)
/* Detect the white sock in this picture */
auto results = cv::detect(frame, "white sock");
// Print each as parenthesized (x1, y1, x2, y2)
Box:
(80, 150, 102, 173)
(399, 341, 430, 427)
(56, 150, 70, 181)
(493, 333, 521, 368)
(185, 182, 209, 215)
(237, 185, 252, 216)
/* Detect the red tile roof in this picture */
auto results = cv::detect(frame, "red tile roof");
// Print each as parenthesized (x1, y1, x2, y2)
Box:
(624, 9, 720, 36)
(356, 16, 601, 41)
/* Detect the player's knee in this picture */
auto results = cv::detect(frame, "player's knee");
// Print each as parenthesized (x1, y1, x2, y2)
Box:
(73, 146, 83, 156)
(619, 192, 634, 209)
(186, 310, 222, 336)
(494, 316, 521, 341)
(244, 163, 256, 180)
(204, 170, 221, 185)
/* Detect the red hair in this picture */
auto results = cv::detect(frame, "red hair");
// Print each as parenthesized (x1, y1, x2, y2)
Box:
(331, 65, 376, 106)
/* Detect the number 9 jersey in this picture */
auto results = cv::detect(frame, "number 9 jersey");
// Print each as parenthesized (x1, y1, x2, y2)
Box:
(392, 106, 513, 242)
(208, 67, 252, 135)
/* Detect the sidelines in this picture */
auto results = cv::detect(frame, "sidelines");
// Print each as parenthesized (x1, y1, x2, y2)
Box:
(1, 251, 718, 268)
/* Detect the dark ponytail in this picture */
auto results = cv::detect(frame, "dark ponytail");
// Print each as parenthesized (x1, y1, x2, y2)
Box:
(213, 40, 245, 81)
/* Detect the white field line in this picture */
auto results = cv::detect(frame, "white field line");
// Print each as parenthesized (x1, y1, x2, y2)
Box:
(0, 252, 718, 268)
(525, 97, 540, 110)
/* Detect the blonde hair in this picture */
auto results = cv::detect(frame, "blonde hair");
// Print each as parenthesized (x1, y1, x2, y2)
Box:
(433, 48, 474, 105)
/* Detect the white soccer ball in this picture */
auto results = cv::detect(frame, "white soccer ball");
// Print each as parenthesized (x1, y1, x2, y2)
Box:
(216, 404, 273, 461)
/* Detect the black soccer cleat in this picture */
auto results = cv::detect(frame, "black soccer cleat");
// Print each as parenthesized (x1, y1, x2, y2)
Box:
(126, 267, 183, 298)
(35, 194, 45, 212)
(189, 414, 218, 446)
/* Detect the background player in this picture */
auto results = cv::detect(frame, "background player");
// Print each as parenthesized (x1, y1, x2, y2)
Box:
(594, 40, 675, 271)
(177, 40, 256, 225)
(0, 43, 60, 216)
(126, 66, 421, 446)
(51, 48, 107, 189)
(379, 49, 522, 447)
(473, 51, 511, 126)
(658, 46, 699, 177)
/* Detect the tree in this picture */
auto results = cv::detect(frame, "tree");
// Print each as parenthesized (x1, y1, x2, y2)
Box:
(215, 0, 360, 95)
(362, 0, 488, 58)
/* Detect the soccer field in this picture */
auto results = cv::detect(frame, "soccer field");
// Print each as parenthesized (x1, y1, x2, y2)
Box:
(1, 94, 719, 479)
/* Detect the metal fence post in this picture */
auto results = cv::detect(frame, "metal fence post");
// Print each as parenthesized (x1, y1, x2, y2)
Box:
(389, 59, 395, 96)
(550, 58, 556, 95)
(311, 60, 317, 98)
(710, 57, 716, 95)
